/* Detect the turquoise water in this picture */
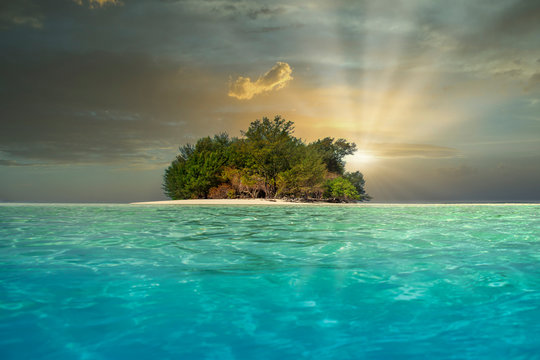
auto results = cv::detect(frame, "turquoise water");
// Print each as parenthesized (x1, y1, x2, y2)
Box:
(1, 204, 539, 359)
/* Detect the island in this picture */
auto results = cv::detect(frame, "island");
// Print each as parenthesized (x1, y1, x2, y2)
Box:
(162, 116, 371, 203)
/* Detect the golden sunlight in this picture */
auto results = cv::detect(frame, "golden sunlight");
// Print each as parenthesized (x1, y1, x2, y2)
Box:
(349, 150, 377, 164)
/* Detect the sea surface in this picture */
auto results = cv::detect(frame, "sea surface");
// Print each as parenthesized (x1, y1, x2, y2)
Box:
(1, 204, 539, 359)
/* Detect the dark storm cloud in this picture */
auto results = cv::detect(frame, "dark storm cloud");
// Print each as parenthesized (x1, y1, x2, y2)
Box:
(0, 0, 43, 29)
(1, 0, 240, 57)
(418, 0, 540, 54)
(0, 159, 37, 167)
(73, 0, 121, 9)
(243, 25, 302, 34)
(489, 0, 540, 35)
(0, 50, 230, 165)
(525, 73, 540, 91)
(203, 2, 286, 20)
(247, 6, 286, 20)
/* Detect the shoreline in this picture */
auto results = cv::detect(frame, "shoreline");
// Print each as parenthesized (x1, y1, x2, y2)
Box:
(130, 199, 326, 206)
(129, 199, 539, 206)
(1, 201, 538, 206)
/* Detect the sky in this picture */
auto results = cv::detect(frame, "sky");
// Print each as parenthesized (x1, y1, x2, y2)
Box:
(1, 0, 539, 203)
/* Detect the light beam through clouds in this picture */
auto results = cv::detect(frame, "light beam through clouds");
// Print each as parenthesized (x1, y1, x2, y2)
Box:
(0, 0, 539, 202)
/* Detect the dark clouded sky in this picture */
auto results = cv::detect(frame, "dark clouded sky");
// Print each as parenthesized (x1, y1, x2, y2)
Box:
(1, 0, 539, 202)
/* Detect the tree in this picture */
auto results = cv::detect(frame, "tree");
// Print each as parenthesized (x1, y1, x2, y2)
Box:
(344, 171, 371, 201)
(220, 167, 266, 198)
(162, 134, 232, 199)
(163, 116, 371, 202)
(163, 158, 190, 199)
(276, 146, 327, 199)
(324, 177, 360, 201)
(309, 137, 357, 175)
(182, 150, 227, 198)
(241, 115, 301, 197)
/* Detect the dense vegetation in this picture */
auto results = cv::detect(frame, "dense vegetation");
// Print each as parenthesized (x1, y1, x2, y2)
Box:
(163, 116, 371, 202)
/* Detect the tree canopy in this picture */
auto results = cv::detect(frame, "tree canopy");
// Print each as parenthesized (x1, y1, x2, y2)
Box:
(163, 116, 370, 202)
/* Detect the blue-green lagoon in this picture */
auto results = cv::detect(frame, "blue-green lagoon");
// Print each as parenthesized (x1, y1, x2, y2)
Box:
(1, 204, 539, 359)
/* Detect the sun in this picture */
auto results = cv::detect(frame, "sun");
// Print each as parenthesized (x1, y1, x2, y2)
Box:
(349, 151, 377, 164)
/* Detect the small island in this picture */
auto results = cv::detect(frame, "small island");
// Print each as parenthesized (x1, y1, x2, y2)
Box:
(163, 116, 370, 203)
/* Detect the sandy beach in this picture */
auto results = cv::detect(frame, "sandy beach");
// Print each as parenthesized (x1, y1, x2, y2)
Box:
(130, 200, 538, 206)
(130, 199, 308, 205)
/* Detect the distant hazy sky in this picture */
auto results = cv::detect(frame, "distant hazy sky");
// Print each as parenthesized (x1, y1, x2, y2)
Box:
(1, 0, 539, 202)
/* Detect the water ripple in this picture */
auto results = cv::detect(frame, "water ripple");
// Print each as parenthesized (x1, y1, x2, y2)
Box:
(0, 204, 539, 359)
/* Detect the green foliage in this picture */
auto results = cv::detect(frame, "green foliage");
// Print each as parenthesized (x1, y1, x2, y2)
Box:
(276, 147, 327, 199)
(183, 151, 226, 198)
(163, 116, 370, 202)
(309, 137, 357, 174)
(324, 177, 360, 201)
(162, 134, 232, 199)
(344, 171, 372, 201)
(162, 158, 189, 199)
(241, 115, 301, 196)
(221, 167, 266, 198)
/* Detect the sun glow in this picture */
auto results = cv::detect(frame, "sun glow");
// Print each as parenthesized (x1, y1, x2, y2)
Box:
(349, 151, 377, 164)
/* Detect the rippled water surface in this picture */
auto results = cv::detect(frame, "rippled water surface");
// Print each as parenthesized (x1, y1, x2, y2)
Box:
(1, 204, 539, 359)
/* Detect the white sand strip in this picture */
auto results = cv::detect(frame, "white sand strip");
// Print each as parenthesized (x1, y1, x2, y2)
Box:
(130, 199, 306, 205)
(129, 200, 539, 206)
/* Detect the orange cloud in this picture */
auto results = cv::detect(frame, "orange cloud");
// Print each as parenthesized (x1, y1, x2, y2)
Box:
(228, 62, 293, 100)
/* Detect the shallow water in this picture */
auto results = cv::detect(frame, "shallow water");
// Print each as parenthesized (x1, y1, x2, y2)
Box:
(1, 204, 539, 359)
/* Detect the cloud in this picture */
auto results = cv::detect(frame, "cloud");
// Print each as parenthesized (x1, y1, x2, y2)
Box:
(0, 51, 229, 166)
(0, 159, 36, 167)
(371, 143, 460, 159)
(0, 1, 43, 29)
(436, 164, 478, 178)
(228, 62, 293, 100)
(10, 15, 42, 28)
(247, 6, 285, 20)
(525, 73, 540, 92)
(489, 0, 540, 36)
(73, 0, 122, 8)
(244, 23, 304, 34)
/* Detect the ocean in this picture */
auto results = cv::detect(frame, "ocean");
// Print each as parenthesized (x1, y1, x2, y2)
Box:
(1, 204, 539, 359)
